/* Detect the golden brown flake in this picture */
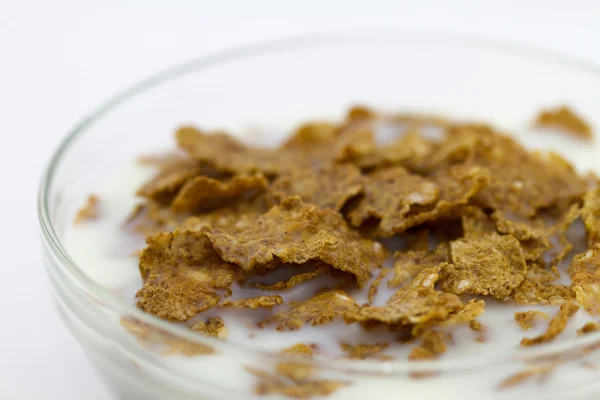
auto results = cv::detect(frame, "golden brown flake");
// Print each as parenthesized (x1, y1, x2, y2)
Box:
(535, 105, 593, 140)
(282, 122, 340, 152)
(136, 230, 239, 320)
(368, 269, 390, 304)
(577, 322, 600, 336)
(520, 303, 579, 346)
(171, 172, 267, 213)
(270, 163, 364, 211)
(341, 342, 390, 360)
(570, 245, 600, 314)
(409, 331, 448, 360)
(266, 290, 360, 331)
(74, 195, 100, 224)
(582, 188, 600, 246)
(176, 126, 293, 176)
(253, 265, 328, 291)
(281, 343, 317, 358)
(441, 233, 527, 298)
(512, 278, 574, 306)
(125, 201, 184, 236)
(191, 316, 228, 339)
(347, 166, 439, 236)
(514, 311, 550, 331)
(179, 196, 269, 232)
(389, 244, 449, 288)
(136, 157, 203, 205)
(206, 197, 387, 286)
(221, 295, 284, 310)
(346, 266, 463, 327)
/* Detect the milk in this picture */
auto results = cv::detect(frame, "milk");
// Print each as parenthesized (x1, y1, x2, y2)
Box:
(63, 121, 600, 399)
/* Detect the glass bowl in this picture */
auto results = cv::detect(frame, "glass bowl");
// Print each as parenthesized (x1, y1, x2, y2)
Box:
(38, 30, 600, 400)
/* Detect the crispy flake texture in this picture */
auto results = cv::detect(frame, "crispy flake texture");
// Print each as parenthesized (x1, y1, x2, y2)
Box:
(271, 164, 364, 211)
(171, 173, 267, 213)
(136, 230, 238, 320)
(441, 233, 527, 298)
(346, 266, 463, 326)
(535, 105, 593, 140)
(409, 331, 448, 360)
(206, 197, 386, 286)
(347, 166, 439, 236)
(136, 157, 203, 205)
(267, 290, 360, 331)
(221, 295, 284, 310)
(254, 266, 327, 291)
(389, 245, 449, 288)
(520, 303, 579, 346)
(570, 245, 600, 315)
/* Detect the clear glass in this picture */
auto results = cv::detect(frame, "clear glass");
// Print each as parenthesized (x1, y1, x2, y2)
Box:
(39, 30, 600, 400)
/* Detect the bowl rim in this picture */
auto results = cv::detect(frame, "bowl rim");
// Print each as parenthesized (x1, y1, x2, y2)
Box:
(37, 28, 600, 373)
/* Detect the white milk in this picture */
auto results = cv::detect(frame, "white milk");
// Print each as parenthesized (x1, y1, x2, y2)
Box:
(63, 121, 600, 399)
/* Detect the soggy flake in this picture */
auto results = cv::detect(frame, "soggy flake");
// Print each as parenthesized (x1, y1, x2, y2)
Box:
(137, 157, 204, 205)
(265, 290, 360, 331)
(368, 269, 390, 304)
(347, 166, 439, 236)
(206, 197, 387, 286)
(281, 343, 317, 358)
(535, 105, 593, 140)
(176, 126, 293, 176)
(271, 164, 364, 211)
(341, 342, 390, 360)
(246, 367, 348, 399)
(577, 322, 600, 336)
(125, 201, 185, 236)
(498, 364, 557, 390)
(441, 233, 527, 298)
(74, 195, 100, 224)
(221, 295, 284, 310)
(409, 330, 448, 360)
(122, 318, 214, 356)
(442, 299, 486, 326)
(191, 316, 228, 339)
(514, 311, 550, 331)
(389, 244, 449, 288)
(171, 173, 267, 213)
(570, 245, 600, 314)
(136, 230, 239, 320)
(582, 188, 600, 246)
(520, 303, 579, 346)
(346, 266, 463, 326)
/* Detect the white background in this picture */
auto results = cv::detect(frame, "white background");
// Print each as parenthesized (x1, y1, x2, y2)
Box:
(1, 1, 600, 399)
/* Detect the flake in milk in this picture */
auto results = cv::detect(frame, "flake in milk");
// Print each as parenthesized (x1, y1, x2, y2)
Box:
(341, 342, 390, 360)
(570, 245, 600, 315)
(582, 188, 600, 246)
(74, 194, 100, 224)
(221, 295, 284, 310)
(514, 310, 550, 331)
(577, 322, 600, 336)
(409, 330, 448, 360)
(270, 163, 364, 211)
(535, 105, 593, 140)
(136, 230, 238, 320)
(520, 302, 579, 346)
(368, 268, 390, 304)
(264, 290, 359, 331)
(347, 166, 439, 236)
(206, 197, 386, 286)
(171, 172, 268, 213)
(136, 156, 203, 205)
(176, 126, 293, 176)
(389, 244, 449, 289)
(253, 264, 329, 291)
(441, 233, 527, 298)
(191, 316, 228, 339)
(346, 266, 463, 327)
